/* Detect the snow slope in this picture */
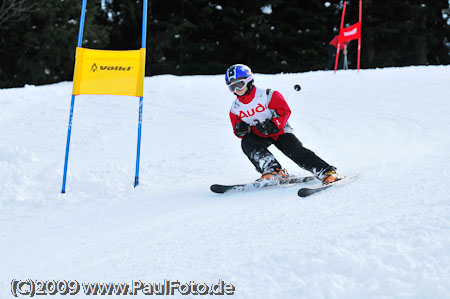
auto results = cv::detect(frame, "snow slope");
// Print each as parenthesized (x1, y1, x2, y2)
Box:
(1, 66, 450, 298)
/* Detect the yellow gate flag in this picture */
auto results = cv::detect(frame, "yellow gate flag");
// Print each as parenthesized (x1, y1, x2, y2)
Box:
(72, 47, 146, 97)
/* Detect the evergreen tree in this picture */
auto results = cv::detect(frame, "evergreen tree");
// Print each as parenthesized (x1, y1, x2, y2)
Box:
(424, 0, 450, 65)
(104, 0, 142, 50)
(261, 0, 338, 72)
(359, 0, 450, 68)
(0, 0, 110, 88)
(1, 0, 449, 88)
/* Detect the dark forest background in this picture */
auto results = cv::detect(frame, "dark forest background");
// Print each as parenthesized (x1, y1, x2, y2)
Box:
(0, 0, 449, 88)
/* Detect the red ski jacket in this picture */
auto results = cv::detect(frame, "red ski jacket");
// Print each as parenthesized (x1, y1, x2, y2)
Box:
(229, 87, 291, 141)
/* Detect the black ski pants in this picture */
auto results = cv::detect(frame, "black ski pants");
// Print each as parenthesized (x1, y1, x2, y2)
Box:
(241, 133, 332, 176)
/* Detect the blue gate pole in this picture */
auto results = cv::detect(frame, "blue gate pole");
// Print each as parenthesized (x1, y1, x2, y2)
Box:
(134, 98, 143, 187)
(134, 0, 148, 187)
(62, 0, 88, 193)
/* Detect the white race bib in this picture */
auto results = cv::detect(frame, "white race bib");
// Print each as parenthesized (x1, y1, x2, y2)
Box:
(230, 88, 274, 126)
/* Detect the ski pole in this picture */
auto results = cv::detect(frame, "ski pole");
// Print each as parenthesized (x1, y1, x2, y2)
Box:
(287, 84, 301, 101)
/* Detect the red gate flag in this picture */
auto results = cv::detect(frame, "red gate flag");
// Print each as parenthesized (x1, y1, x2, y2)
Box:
(340, 22, 361, 42)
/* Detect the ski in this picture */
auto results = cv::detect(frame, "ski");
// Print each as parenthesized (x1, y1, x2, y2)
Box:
(211, 176, 315, 194)
(298, 174, 359, 197)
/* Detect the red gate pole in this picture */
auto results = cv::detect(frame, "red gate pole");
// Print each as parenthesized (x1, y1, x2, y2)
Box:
(357, 0, 362, 72)
(334, 2, 347, 73)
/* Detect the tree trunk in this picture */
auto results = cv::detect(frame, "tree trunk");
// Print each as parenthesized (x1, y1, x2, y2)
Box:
(362, 0, 376, 68)
(413, 4, 428, 65)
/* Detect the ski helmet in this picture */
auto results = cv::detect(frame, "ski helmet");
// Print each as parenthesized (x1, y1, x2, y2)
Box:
(225, 64, 254, 93)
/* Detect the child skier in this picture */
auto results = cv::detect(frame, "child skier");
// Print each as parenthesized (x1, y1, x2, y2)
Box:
(225, 64, 342, 185)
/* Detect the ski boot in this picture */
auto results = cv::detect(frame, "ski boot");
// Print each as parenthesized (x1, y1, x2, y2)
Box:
(321, 169, 343, 185)
(257, 168, 289, 182)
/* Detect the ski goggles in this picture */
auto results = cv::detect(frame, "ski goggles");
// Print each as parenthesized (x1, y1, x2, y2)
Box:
(227, 75, 254, 92)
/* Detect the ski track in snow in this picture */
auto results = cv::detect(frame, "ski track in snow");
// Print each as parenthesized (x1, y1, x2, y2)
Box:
(1, 66, 450, 298)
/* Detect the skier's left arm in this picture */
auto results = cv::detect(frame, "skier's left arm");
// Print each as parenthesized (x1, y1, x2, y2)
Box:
(268, 91, 291, 130)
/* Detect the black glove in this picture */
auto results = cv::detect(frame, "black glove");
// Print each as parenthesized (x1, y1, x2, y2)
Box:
(255, 119, 279, 135)
(234, 121, 250, 137)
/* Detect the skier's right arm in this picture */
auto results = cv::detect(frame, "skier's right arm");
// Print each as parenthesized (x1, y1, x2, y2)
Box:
(230, 111, 250, 138)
